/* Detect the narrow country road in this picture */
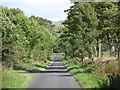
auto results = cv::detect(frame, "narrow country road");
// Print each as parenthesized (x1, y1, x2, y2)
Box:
(27, 54, 80, 88)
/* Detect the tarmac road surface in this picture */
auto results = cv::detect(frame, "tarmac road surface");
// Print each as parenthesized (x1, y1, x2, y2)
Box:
(27, 53, 80, 88)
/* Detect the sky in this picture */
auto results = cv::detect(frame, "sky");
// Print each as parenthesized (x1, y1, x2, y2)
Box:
(1, 0, 73, 21)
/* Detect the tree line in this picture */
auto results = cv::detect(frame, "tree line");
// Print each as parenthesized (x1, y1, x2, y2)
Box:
(1, 6, 56, 68)
(59, 2, 120, 60)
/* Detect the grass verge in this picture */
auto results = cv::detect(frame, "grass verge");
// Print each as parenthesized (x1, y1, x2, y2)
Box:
(63, 60, 102, 88)
(2, 59, 54, 88)
(2, 69, 34, 88)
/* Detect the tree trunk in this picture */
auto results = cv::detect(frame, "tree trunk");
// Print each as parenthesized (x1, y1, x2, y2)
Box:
(118, 47, 120, 59)
(64, 51, 67, 59)
(110, 44, 116, 57)
(97, 38, 101, 58)
(98, 39, 102, 58)
(106, 34, 115, 57)
(94, 47, 97, 57)
(117, 40, 120, 59)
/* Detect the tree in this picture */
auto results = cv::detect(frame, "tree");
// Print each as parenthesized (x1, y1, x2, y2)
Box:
(92, 2, 120, 58)
(1, 6, 56, 68)
(59, 2, 98, 61)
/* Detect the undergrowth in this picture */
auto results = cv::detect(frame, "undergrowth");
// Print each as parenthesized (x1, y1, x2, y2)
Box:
(63, 59, 120, 89)
(2, 59, 54, 88)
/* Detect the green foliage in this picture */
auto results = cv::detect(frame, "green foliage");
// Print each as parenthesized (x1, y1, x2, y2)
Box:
(1, 6, 56, 88)
(29, 16, 55, 29)
(105, 60, 118, 74)
(59, 2, 98, 61)
(63, 58, 119, 88)
(107, 74, 120, 88)
(60, 2, 119, 59)
(60, 2, 119, 88)
(99, 73, 120, 88)
(1, 6, 56, 68)
(92, 2, 120, 58)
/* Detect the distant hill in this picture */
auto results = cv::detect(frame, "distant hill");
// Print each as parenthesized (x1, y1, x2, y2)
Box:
(52, 21, 64, 31)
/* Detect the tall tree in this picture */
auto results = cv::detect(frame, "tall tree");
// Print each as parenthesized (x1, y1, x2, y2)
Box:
(92, 2, 120, 58)
(1, 6, 56, 68)
(60, 2, 98, 61)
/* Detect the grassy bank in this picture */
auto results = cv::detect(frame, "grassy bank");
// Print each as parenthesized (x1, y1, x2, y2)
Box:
(63, 60, 101, 88)
(2, 69, 34, 88)
(63, 58, 120, 88)
(2, 56, 54, 88)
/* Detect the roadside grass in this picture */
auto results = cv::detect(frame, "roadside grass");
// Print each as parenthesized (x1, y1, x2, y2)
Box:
(13, 60, 53, 73)
(2, 69, 34, 88)
(63, 60, 102, 88)
(63, 58, 120, 88)
(2, 55, 55, 88)
(74, 72, 101, 88)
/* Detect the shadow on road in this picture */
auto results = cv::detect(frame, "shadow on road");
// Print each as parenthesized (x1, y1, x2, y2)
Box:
(40, 70, 68, 73)
(16, 53, 69, 74)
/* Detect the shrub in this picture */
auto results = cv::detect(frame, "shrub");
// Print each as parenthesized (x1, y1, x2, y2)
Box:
(105, 60, 118, 74)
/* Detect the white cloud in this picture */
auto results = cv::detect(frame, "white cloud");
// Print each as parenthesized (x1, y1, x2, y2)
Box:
(1, 0, 72, 21)
(1, 0, 70, 5)
(48, 13, 67, 21)
(24, 0, 68, 5)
